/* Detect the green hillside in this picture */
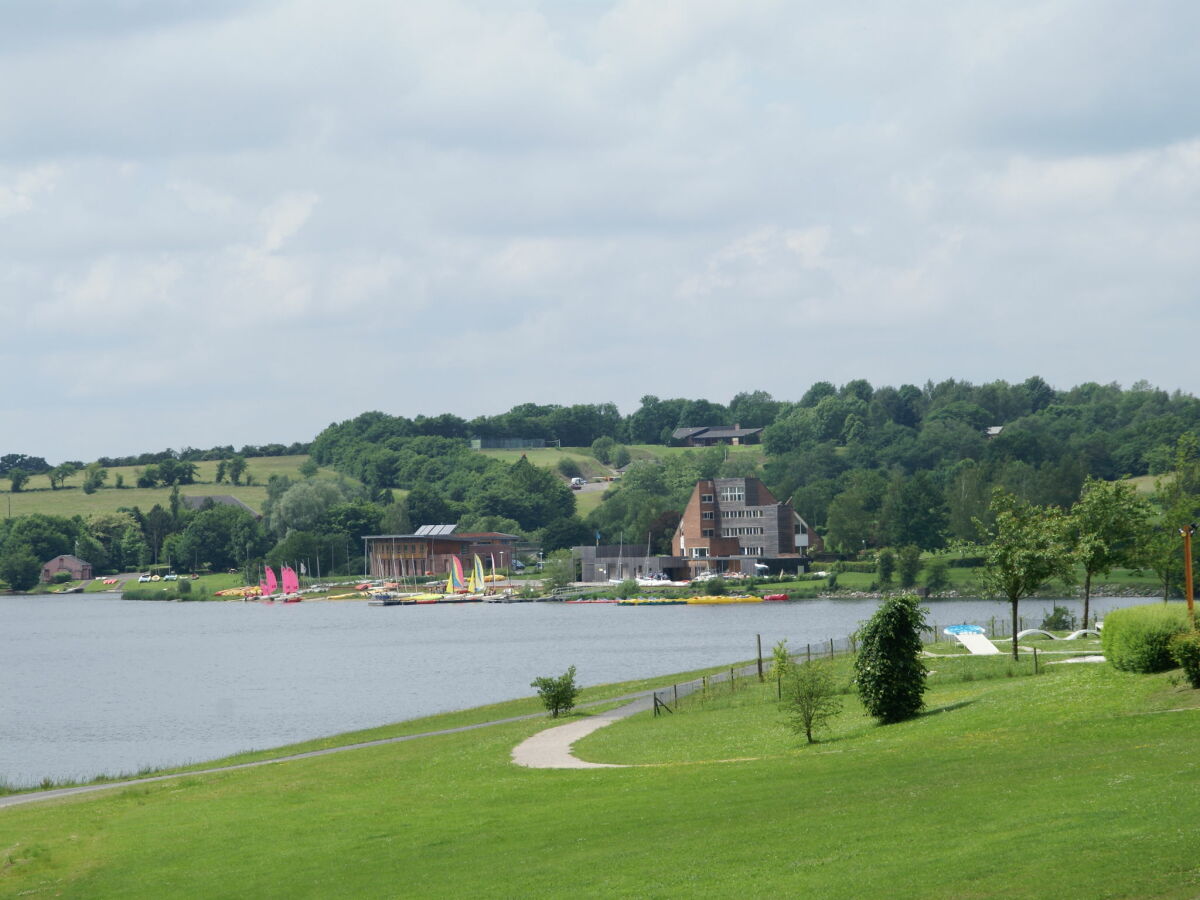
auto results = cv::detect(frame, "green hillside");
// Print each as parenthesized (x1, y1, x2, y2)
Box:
(0, 656, 1197, 897)
(0, 456, 349, 518)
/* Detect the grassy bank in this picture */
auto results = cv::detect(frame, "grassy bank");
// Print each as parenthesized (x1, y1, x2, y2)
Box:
(2, 650, 1198, 897)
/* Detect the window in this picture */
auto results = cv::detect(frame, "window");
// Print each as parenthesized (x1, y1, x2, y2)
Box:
(702, 529, 714, 538)
(718, 486, 744, 503)
(691, 548, 708, 558)
(701, 511, 714, 520)
(721, 526, 764, 537)
(700, 494, 714, 503)
(740, 546, 764, 556)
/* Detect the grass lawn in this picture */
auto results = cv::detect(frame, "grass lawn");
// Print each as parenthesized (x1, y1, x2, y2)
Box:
(2, 653, 1199, 898)
(475, 447, 612, 479)
(0, 457, 352, 518)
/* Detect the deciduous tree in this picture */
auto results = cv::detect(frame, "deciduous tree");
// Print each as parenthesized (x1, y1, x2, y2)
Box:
(977, 489, 1074, 659)
(1069, 477, 1151, 628)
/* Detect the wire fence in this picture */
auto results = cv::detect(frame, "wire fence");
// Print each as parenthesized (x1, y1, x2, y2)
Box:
(643, 619, 1086, 715)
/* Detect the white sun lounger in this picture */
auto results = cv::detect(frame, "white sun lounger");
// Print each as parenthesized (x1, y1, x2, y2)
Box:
(944, 624, 1002, 655)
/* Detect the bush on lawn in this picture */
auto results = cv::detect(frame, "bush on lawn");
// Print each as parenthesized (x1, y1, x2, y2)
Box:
(1168, 632, 1200, 688)
(1101, 603, 1190, 673)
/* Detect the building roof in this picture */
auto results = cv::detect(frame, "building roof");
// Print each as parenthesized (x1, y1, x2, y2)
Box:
(673, 425, 763, 440)
(43, 554, 90, 566)
(697, 426, 764, 439)
(457, 532, 521, 540)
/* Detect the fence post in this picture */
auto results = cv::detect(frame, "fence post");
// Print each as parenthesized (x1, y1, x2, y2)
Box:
(757, 633, 764, 681)
(1033, 646, 1039, 675)
(829, 638, 835, 657)
(730, 667, 735, 691)
(674, 684, 678, 705)
(777, 675, 782, 700)
(806, 643, 811, 662)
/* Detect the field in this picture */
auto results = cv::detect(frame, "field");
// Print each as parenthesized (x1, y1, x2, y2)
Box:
(1, 650, 1198, 898)
(0, 457, 350, 518)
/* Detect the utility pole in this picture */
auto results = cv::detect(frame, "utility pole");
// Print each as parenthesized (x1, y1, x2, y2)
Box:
(1183, 524, 1196, 630)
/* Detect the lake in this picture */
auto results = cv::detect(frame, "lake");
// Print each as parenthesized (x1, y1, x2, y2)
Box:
(0, 593, 1138, 788)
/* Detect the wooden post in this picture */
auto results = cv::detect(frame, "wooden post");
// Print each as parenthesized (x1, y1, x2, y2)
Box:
(1033, 646, 1039, 675)
(806, 643, 811, 662)
(777, 675, 782, 700)
(757, 633, 764, 681)
(674, 684, 678, 705)
(829, 638, 834, 657)
(730, 667, 735, 691)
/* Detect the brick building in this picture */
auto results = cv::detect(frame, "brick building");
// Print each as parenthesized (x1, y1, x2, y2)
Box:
(575, 477, 815, 582)
(41, 554, 93, 583)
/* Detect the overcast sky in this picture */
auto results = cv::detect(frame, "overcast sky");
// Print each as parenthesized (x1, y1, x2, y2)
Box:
(4, 0, 1200, 464)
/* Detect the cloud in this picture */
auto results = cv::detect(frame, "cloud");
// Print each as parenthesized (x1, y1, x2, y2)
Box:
(3, 0, 1200, 462)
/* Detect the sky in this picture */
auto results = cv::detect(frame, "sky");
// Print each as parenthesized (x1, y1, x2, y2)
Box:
(4, 0, 1200, 464)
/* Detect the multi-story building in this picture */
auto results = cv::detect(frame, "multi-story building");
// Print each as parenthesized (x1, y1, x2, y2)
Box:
(575, 477, 814, 582)
(670, 477, 807, 576)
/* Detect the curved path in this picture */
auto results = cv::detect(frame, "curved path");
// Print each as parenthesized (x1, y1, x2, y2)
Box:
(512, 697, 651, 769)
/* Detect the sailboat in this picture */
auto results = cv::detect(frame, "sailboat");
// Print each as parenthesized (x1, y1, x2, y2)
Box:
(466, 554, 487, 594)
(444, 556, 467, 594)
(260, 566, 279, 601)
(280, 565, 302, 602)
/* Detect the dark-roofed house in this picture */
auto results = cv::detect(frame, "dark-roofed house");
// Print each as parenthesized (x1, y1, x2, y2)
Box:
(671, 425, 763, 447)
(41, 554, 93, 583)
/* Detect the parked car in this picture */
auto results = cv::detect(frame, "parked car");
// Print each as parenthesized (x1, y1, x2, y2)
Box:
(511, 559, 526, 572)
(163, 573, 178, 581)
(137, 574, 152, 583)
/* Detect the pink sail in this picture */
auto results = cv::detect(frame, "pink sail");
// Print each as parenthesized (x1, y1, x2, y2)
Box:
(281, 566, 300, 595)
(264, 567, 278, 596)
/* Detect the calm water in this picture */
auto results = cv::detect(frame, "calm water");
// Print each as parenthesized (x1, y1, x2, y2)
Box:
(0, 593, 1138, 787)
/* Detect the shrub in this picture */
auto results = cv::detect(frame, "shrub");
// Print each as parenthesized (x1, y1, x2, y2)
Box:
(556, 458, 582, 479)
(897, 546, 921, 588)
(1040, 604, 1076, 631)
(615, 578, 637, 599)
(948, 556, 986, 568)
(52, 571, 73, 584)
(531, 665, 581, 718)
(876, 549, 895, 586)
(781, 661, 843, 744)
(1168, 632, 1200, 688)
(924, 558, 950, 593)
(771, 639, 794, 683)
(1102, 603, 1190, 673)
(854, 594, 928, 723)
(176, 579, 192, 597)
(826, 573, 838, 591)
(122, 588, 177, 601)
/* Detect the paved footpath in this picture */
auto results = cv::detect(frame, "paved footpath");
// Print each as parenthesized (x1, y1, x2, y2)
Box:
(511, 696, 651, 769)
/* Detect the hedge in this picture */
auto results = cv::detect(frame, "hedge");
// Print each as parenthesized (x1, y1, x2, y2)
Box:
(1101, 603, 1190, 673)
